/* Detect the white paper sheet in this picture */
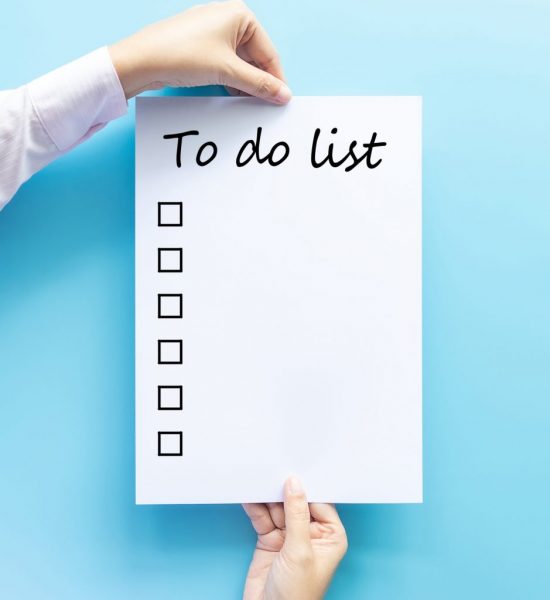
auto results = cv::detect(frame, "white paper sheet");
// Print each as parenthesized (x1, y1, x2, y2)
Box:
(135, 97, 422, 504)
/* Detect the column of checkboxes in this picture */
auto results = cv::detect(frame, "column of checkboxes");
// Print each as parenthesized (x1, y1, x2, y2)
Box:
(157, 202, 183, 457)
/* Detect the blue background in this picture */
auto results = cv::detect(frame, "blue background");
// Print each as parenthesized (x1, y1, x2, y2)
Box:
(1, 1, 549, 598)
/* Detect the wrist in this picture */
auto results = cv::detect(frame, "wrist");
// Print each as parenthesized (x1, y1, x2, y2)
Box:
(108, 38, 152, 99)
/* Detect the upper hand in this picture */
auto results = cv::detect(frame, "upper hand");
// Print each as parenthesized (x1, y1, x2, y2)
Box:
(109, 0, 291, 104)
(243, 477, 348, 600)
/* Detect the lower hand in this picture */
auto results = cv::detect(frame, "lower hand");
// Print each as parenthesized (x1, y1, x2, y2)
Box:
(243, 477, 348, 600)
(109, 0, 291, 104)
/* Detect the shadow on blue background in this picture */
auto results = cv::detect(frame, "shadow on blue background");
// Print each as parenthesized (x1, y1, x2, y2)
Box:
(1, 1, 549, 598)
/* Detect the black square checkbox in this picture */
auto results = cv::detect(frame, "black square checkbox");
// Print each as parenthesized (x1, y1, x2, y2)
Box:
(158, 431, 182, 456)
(158, 385, 183, 410)
(158, 293, 183, 319)
(158, 202, 183, 227)
(158, 248, 182, 273)
(158, 339, 182, 364)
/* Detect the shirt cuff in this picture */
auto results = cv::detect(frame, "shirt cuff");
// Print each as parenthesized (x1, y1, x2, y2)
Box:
(26, 46, 128, 152)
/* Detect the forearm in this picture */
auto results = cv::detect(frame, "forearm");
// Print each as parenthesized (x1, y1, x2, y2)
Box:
(0, 47, 127, 210)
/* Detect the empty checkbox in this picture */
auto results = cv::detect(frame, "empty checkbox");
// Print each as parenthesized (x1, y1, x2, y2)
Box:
(158, 431, 182, 456)
(158, 385, 182, 410)
(158, 248, 182, 272)
(158, 339, 182, 364)
(158, 202, 182, 227)
(158, 294, 182, 318)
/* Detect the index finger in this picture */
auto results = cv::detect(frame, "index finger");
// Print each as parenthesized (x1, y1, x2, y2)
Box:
(242, 503, 276, 535)
(240, 18, 286, 82)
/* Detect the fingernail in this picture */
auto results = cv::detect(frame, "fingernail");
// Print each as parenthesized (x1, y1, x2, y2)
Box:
(288, 476, 304, 495)
(274, 83, 292, 105)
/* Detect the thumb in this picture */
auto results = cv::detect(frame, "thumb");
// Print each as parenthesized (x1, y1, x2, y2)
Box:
(283, 476, 312, 554)
(224, 56, 292, 105)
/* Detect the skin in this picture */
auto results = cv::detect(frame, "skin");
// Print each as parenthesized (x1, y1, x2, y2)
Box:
(111, 3, 347, 597)
(243, 477, 348, 600)
(109, 0, 292, 103)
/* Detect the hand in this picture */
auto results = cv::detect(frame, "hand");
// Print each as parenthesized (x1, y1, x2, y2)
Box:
(108, 0, 291, 104)
(243, 477, 348, 600)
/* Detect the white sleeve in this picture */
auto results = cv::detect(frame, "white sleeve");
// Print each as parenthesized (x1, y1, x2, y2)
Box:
(0, 46, 128, 211)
